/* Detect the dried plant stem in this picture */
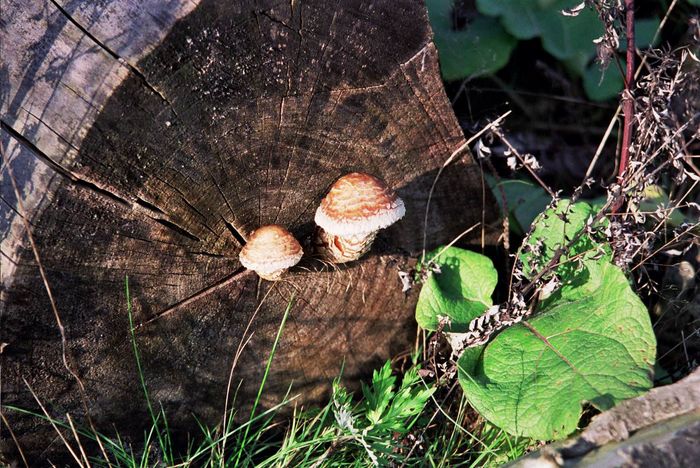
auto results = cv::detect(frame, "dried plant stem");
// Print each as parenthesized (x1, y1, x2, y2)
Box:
(591, 0, 680, 184)
(421, 110, 511, 264)
(23, 378, 83, 466)
(615, 0, 636, 212)
(221, 282, 278, 459)
(66, 413, 91, 468)
(492, 127, 555, 198)
(0, 411, 29, 468)
(1, 141, 112, 466)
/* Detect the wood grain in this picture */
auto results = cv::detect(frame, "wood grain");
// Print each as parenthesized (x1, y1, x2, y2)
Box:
(1, 0, 497, 460)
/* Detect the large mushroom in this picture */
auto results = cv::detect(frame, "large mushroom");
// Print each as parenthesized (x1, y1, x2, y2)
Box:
(239, 225, 303, 280)
(314, 172, 405, 263)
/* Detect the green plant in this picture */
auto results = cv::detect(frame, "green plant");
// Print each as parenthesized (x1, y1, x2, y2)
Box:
(6, 277, 438, 466)
(416, 200, 656, 440)
(426, 0, 517, 80)
(486, 175, 551, 235)
(428, 0, 659, 100)
(327, 361, 436, 465)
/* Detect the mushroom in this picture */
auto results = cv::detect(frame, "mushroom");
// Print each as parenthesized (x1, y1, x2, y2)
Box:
(314, 172, 405, 263)
(238, 225, 303, 280)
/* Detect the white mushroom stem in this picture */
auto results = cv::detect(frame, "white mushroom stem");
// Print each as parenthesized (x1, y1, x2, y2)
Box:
(254, 267, 287, 281)
(315, 228, 377, 263)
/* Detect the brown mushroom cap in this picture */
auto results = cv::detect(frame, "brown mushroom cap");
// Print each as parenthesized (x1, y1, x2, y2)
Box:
(239, 225, 303, 274)
(314, 172, 405, 236)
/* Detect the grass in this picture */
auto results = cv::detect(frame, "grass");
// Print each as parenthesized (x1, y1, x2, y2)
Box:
(4, 277, 537, 467)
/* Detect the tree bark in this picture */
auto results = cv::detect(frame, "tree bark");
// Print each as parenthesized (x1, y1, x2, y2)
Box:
(0, 0, 496, 460)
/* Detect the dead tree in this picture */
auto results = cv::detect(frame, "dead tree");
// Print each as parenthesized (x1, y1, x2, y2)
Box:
(0, 0, 495, 460)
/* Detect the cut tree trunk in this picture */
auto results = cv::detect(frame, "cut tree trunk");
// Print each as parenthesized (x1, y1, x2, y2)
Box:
(0, 0, 496, 461)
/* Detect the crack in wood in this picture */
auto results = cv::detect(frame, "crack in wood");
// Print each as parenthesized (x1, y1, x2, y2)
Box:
(223, 219, 247, 246)
(134, 267, 251, 330)
(134, 196, 166, 214)
(48, 0, 181, 121)
(20, 106, 81, 153)
(1, 122, 130, 207)
(148, 216, 201, 242)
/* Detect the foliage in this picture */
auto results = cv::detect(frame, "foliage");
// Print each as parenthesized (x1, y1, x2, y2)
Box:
(458, 258, 656, 440)
(361, 362, 435, 433)
(426, 0, 516, 80)
(330, 361, 436, 464)
(416, 246, 498, 332)
(486, 175, 551, 235)
(578, 18, 660, 100)
(428, 0, 659, 100)
(7, 361, 437, 467)
(518, 199, 601, 279)
(6, 278, 441, 466)
(416, 200, 656, 440)
(477, 0, 603, 59)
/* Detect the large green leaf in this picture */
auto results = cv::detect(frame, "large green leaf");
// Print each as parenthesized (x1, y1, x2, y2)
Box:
(620, 18, 661, 51)
(519, 200, 599, 279)
(416, 247, 497, 332)
(583, 18, 659, 101)
(458, 258, 656, 440)
(583, 60, 625, 101)
(427, 0, 517, 80)
(477, 0, 603, 60)
(538, 4, 603, 60)
(486, 176, 552, 235)
(476, 0, 541, 39)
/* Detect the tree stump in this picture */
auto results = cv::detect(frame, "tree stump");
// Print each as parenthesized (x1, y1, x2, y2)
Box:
(1, 0, 495, 460)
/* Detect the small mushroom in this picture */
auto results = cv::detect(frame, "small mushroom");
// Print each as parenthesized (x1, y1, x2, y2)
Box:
(239, 225, 303, 280)
(314, 172, 405, 263)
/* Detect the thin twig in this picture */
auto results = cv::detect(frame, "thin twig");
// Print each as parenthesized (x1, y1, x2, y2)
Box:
(23, 378, 83, 467)
(0, 140, 112, 465)
(0, 411, 29, 468)
(220, 282, 278, 462)
(584, 111, 619, 180)
(66, 413, 91, 468)
(616, 0, 636, 194)
(421, 111, 512, 264)
(491, 127, 556, 198)
(430, 223, 482, 262)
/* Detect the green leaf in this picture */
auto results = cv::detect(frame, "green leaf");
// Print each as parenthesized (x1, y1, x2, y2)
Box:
(519, 200, 599, 280)
(638, 184, 685, 227)
(476, 0, 541, 39)
(562, 50, 592, 76)
(583, 60, 625, 101)
(458, 258, 656, 440)
(416, 246, 498, 332)
(486, 176, 552, 234)
(359, 362, 435, 434)
(427, 0, 517, 80)
(379, 367, 435, 433)
(478, 0, 603, 60)
(362, 361, 396, 425)
(621, 18, 661, 51)
(583, 18, 659, 101)
(537, 4, 603, 60)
